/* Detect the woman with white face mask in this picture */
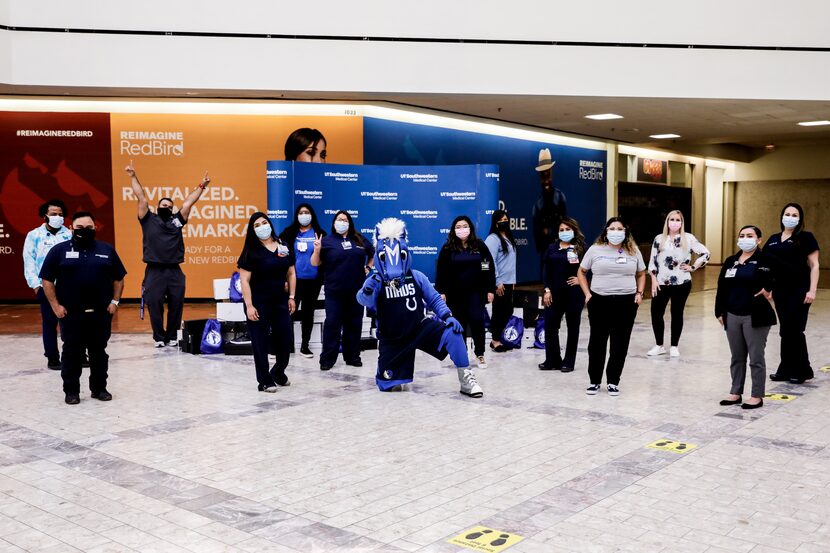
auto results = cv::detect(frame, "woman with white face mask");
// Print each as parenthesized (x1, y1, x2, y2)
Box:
(577, 217, 647, 396)
(715, 225, 777, 409)
(762, 203, 820, 384)
(647, 210, 710, 358)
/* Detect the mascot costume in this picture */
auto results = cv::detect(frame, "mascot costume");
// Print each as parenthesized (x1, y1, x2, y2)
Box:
(357, 218, 484, 397)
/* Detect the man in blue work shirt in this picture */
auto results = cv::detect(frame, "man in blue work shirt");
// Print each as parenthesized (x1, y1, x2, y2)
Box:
(40, 212, 127, 405)
(22, 199, 72, 370)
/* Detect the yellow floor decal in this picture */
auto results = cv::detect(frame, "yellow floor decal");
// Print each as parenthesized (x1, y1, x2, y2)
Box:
(646, 439, 698, 454)
(448, 526, 524, 552)
(764, 393, 796, 402)
(819, 365, 830, 373)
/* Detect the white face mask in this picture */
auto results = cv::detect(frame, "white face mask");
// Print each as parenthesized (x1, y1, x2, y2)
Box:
(607, 230, 626, 245)
(334, 220, 349, 235)
(782, 215, 799, 229)
(298, 214, 312, 227)
(47, 215, 64, 229)
(254, 224, 272, 240)
(737, 237, 758, 253)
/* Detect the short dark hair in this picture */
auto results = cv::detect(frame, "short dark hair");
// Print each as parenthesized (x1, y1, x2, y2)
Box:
(739, 225, 762, 238)
(71, 211, 96, 223)
(158, 197, 174, 206)
(38, 199, 67, 218)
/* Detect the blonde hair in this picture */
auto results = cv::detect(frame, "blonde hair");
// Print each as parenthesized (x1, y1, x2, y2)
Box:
(660, 210, 688, 252)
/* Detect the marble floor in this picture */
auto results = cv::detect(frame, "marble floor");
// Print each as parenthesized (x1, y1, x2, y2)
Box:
(0, 289, 829, 553)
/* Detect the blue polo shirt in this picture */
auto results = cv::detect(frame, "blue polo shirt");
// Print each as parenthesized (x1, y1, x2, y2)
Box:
(294, 228, 319, 280)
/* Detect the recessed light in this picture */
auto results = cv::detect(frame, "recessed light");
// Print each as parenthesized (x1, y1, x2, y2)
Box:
(585, 113, 624, 120)
(797, 120, 830, 126)
(649, 133, 681, 139)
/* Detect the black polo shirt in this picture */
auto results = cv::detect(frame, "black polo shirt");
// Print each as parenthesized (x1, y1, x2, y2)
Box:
(140, 211, 186, 264)
(39, 239, 127, 312)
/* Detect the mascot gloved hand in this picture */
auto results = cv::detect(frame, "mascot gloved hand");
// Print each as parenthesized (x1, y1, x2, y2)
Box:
(356, 217, 483, 398)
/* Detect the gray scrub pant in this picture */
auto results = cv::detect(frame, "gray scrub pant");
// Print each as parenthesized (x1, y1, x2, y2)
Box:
(725, 312, 770, 398)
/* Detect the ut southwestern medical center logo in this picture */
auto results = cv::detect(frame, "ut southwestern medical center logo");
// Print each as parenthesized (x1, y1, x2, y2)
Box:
(120, 131, 185, 157)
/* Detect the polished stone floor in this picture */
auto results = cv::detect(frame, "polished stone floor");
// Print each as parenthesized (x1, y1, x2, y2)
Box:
(0, 289, 829, 553)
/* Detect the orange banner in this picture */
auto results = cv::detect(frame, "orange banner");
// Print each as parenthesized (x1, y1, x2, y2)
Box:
(110, 113, 362, 298)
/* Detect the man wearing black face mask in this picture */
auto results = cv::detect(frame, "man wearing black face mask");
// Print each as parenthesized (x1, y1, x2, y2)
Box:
(39, 212, 127, 405)
(127, 162, 210, 347)
(531, 148, 568, 254)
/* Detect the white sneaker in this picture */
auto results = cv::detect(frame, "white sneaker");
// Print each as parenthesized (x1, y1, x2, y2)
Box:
(670, 346, 680, 358)
(165, 340, 178, 347)
(647, 345, 667, 356)
(154, 341, 165, 348)
(476, 355, 488, 369)
(458, 367, 484, 398)
(261, 386, 277, 393)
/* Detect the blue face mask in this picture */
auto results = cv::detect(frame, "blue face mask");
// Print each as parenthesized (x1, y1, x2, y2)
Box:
(298, 214, 312, 227)
(737, 237, 757, 253)
(334, 220, 349, 235)
(607, 230, 626, 246)
(782, 215, 799, 229)
(254, 224, 272, 240)
(558, 230, 574, 242)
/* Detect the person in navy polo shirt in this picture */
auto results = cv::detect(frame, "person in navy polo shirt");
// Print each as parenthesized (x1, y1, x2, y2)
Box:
(311, 210, 374, 371)
(39, 212, 127, 405)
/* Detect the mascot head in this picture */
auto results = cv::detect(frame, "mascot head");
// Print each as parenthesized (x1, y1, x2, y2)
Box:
(374, 217, 411, 285)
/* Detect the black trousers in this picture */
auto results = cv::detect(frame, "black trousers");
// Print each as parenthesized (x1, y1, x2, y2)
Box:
(246, 303, 292, 388)
(489, 284, 514, 345)
(650, 281, 692, 347)
(447, 292, 487, 356)
(544, 286, 585, 369)
(772, 288, 813, 380)
(320, 290, 364, 366)
(587, 293, 639, 386)
(143, 264, 186, 342)
(37, 287, 60, 363)
(59, 310, 112, 395)
(293, 277, 323, 347)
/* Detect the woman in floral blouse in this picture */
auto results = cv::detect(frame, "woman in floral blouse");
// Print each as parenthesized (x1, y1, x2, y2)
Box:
(647, 210, 710, 357)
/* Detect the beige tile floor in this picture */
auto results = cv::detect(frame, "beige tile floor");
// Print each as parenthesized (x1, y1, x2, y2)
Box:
(0, 289, 828, 553)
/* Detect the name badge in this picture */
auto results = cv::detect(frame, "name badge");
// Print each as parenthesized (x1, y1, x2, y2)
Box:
(341, 241, 352, 250)
(615, 257, 627, 264)
(297, 241, 308, 253)
(66, 251, 79, 259)
(481, 261, 490, 271)
(567, 249, 579, 264)
(725, 268, 738, 278)
(277, 245, 289, 257)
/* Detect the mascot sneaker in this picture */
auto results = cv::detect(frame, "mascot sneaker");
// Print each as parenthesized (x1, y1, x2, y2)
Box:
(457, 367, 483, 398)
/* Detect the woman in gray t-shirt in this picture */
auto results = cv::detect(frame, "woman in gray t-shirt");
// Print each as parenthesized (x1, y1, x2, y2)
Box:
(577, 217, 646, 396)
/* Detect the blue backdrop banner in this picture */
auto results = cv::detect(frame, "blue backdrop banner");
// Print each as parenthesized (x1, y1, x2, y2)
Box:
(362, 118, 608, 282)
(266, 161, 498, 281)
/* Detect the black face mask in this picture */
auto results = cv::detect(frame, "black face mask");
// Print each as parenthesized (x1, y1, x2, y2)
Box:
(73, 227, 96, 248)
(497, 221, 510, 232)
(157, 207, 173, 221)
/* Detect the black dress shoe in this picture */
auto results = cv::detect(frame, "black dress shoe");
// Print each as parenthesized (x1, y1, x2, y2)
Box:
(320, 364, 333, 371)
(346, 359, 363, 367)
(788, 377, 806, 384)
(91, 390, 112, 401)
(490, 343, 510, 353)
(65, 394, 80, 405)
(538, 363, 560, 370)
(561, 366, 574, 373)
(741, 399, 763, 410)
(769, 373, 789, 381)
(47, 360, 61, 370)
(719, 396, 742, 406)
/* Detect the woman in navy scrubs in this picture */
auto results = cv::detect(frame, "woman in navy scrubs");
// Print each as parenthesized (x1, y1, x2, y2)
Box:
(280, 203, 326, 358)
(763, 203, 820, 384)
(311, 210, 374, 371)
(540, 217, 586, 372)
(237, 212, 296, 392)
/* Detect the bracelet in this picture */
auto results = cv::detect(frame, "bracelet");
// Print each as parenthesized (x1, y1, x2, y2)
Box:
(110, 299, 120, 306)
(635, 291, 643, 295)
(288, 295, 295, 300)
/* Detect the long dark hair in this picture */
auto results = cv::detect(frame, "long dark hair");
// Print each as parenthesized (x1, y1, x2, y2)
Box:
(284, 128, 327, 161)
(595, 216, 638, 256)
(331, 210, 365, 247)
(444, 215, 482, 253)
(488, 210, 516, 253)
(238, 211, 280, 267)
(280, 203, 326, 245)
(780, 203, 805, 245)
(558, 216, 587, 257)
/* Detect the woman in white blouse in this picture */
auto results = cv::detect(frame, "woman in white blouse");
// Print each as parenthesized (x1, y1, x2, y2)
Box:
(647, 210, 710, 357)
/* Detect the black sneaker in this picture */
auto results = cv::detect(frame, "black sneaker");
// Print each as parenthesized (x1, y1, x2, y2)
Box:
(65, 394, 80, 405)
(230, 333, 251, 345)
(346, 359, 363, 367)
(47, 359, 61, 370)
(586, 384, 601, 395)
(91, 390, 112, 401)
(320, 364, 333, 371)
(299, 345, 314, 358)
(607, 384, 620, 396)
(561, 366, 574, 373)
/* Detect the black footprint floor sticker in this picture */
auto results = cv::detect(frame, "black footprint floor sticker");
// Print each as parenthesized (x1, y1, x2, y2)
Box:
(491, 534, 510, 546)
(655, 440, 674, 447)
(465, 529, 492, 540)
(676, 443, 687, 450)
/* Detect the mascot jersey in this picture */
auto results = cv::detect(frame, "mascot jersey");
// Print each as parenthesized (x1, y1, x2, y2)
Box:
(375, 271, 441, 341)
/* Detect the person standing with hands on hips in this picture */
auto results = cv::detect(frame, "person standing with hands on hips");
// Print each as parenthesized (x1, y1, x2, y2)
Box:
(435, 216, 496, 368)
(577, 217, 646, 396)
(23, 199, 73, 370)
(39, 212, 126, 405)
(647, 210, 710, 358)
(763, 203, 820, 384)
(311, 210, 374, 371)
(126, 162, 210, 348)
(716, 225, 776, 409)
(237, 213, 296, 392)
(540, 217, 587, 372)
(484, 210, 517, 352)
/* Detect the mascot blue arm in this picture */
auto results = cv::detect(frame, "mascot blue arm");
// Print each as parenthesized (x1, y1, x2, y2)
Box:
(412, 270, 451, 320)
(357, 270, 382, 309)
